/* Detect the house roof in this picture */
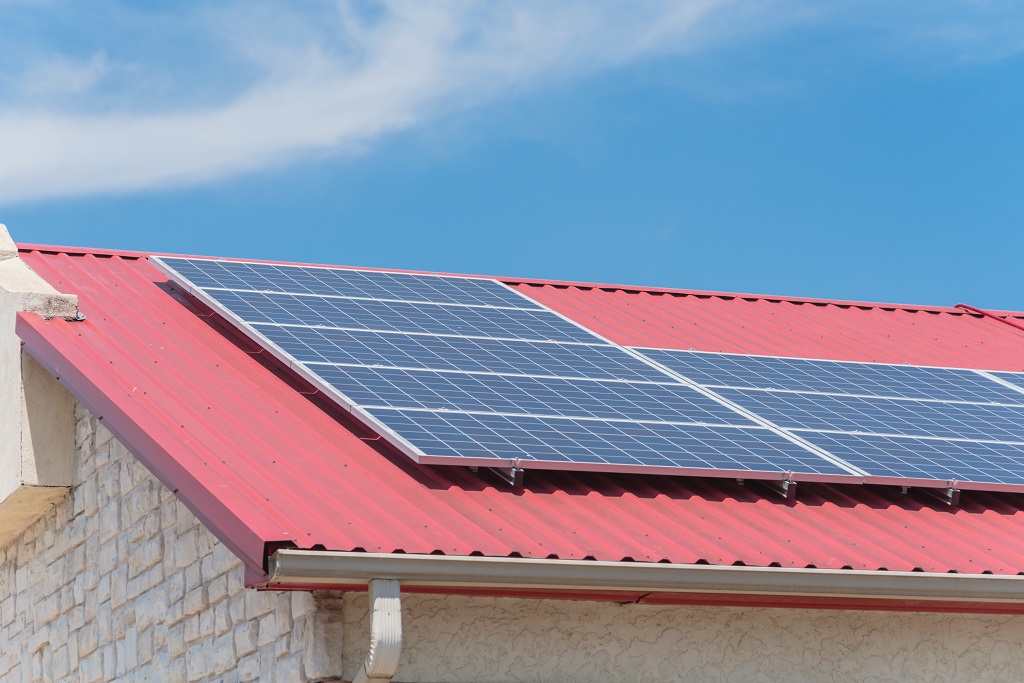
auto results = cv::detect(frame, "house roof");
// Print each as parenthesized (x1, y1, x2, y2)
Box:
(16, 244, 1024, 605)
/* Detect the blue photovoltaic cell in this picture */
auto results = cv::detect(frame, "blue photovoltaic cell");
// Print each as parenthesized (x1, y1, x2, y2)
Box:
(797, 431, 1024, 484)
(317, 365, 754, 425)
(714, 387, 1024, 443)
(253, 325, 670, 382)
(366, 408, 852, 474)
(989, 372, 1024, 394)
(158, 257, 536, 309)
(208, 289, 599, 343)
(639, 348, 1024, 405)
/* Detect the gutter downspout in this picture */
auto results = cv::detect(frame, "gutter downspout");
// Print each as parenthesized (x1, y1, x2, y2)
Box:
(352, 578, 402, 683)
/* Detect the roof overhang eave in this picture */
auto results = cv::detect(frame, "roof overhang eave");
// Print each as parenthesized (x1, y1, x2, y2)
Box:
(267, 550, 1024, 609)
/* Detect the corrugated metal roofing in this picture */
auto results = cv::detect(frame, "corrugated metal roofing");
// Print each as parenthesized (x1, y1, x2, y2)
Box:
(512, 282, 1024, 370)
(16, 245, 1024, 594)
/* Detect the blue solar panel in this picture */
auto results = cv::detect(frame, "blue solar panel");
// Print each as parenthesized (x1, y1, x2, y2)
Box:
(253, 325, 670, 382)
(157, 257, 536, 309)
(987, 372, 1024, 395)
(797, 431, 1024, 484)
(207, 289, 598, 343)
(367, 408, 852, 474)
(715, 387, 1024, 442)
(639, 348, 1024, 405)
(157, 256, 1024, 492)
(317, 365, 755, 425)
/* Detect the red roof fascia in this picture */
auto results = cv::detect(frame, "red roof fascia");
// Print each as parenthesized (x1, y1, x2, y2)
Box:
(15, 245, 1024, 592)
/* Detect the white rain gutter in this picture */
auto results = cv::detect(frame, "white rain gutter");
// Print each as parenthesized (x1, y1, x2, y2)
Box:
(267, 550, 1024, 606)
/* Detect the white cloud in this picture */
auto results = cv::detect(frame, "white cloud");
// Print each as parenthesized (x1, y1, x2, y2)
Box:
(0, 0, 1022, 204)
(0, 0, 756, 204)
(21, 52, 110, 97)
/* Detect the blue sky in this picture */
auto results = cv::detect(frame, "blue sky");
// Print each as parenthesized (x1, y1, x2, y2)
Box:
(2, 1, 1023, 309)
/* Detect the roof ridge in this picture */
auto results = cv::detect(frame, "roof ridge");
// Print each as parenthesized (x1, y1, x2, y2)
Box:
(18, 242, 1024, 318)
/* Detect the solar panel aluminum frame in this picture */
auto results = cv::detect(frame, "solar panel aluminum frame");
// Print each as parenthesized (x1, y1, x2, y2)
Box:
(154, 256, 867, 486)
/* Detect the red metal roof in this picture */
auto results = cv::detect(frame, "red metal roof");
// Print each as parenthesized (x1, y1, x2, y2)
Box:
(16, 245, 1024, 599)
(513, 283, 1024, 370)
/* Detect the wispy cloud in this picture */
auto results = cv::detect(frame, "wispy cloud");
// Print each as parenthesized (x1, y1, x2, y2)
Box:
(0, 0, 1021, 204)
(21, 52, 111, 97)
(0, 1, 748, 203)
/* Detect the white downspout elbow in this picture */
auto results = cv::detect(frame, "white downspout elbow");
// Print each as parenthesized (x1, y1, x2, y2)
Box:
(352, 578, 402, 683)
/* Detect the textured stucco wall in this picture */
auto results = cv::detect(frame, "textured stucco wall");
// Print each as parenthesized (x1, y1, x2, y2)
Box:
(0, 404, 342, 682)
(344, 592, 1024, 683)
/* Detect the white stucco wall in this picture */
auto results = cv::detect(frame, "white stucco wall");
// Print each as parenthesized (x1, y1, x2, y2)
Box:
(3, 400, 1024, 682)
(344, 592, 1024, 683)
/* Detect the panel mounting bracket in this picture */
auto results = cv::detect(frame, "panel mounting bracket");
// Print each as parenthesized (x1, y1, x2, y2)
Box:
(490, 463, 525, 488)
(470, 463, 524, 488)
(741, 474, 796, 501)
(933, 482, 961, 507)
(767, 475, 798, 502)
(904, 482, 960, 506)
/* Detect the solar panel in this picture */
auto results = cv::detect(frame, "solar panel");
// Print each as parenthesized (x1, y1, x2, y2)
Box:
(156, 256, 535, 308)
(365, 408, 853, 475)
(639, 348, 1024, 404)
(208, 289, 598, 343)
(252, 325, 670, 381)
(155, 255, 1024, 495)
(986, 371, 1024, 395)
(714, 387, 1024, 443)
(317, 365, 756, 424)
(154, 256, 855, 484)
(632, 347, 1024, 491)
(796, 431, 1024, 485)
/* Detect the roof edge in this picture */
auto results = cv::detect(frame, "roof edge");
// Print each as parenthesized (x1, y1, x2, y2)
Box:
(267, 550, 1024, 611)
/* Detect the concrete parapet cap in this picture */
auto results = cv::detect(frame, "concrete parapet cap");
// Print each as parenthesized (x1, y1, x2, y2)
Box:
(0, 224, 16, 261)
(0, 224, 79, 319)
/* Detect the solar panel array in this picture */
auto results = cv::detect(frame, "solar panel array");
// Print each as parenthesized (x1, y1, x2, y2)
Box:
(153, 257, 855, 479)
(638, 349, 1024, 487)
(153, 256, 1024, 494)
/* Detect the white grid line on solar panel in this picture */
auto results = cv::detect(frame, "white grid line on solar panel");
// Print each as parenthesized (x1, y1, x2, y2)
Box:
(205, 289, 601, 343)
(314, 365, 755, 425)
(713, 387, 1024, 442)
(365, 407, 853, 474)
(796, 431, 1024, 484)
(157, 257, 536, 309)
(251, 324, 672, 382)
(634, 347, 1023, 404)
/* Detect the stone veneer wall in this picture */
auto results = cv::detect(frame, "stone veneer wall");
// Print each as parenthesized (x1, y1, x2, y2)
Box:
(4, 402, 1024, 682)
(0, 403, 342, 682)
